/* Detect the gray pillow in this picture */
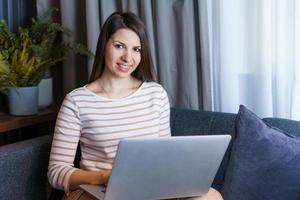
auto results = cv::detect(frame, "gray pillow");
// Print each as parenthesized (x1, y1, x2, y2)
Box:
(221, 105, 300, 200)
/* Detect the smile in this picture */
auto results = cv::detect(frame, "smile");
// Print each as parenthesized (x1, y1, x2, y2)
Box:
(117, 63, 132, 72)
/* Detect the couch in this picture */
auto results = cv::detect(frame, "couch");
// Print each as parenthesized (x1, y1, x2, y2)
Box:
(0, 107, 299, 200)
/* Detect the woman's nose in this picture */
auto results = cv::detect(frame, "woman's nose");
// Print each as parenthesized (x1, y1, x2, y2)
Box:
(122, 50, 132, 62)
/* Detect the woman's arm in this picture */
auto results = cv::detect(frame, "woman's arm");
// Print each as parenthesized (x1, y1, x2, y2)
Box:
(159, 88, 171, 137)
(47, 94, 87, 195)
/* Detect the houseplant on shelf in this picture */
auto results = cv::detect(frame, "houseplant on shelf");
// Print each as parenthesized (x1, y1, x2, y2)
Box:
(0, 8, 92, 116)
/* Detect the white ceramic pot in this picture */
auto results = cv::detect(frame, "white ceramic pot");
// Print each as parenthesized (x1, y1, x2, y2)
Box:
(38, 77, 53, 109)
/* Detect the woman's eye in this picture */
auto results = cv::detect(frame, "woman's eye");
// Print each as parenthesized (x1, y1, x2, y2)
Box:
(114, 44, 124, 49)
(134, 47, 141, 53)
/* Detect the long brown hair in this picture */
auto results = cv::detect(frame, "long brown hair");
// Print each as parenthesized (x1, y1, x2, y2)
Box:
(89, 12, 156, 83)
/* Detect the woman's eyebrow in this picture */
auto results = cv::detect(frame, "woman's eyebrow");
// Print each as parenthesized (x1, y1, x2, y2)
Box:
(114, 40, 141, 48)
(113, 40, 125, 45)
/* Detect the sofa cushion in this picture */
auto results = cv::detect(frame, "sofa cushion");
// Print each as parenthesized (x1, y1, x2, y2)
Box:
(263, 117, 300, 138)
(221, 105, 300, 200)
(0, 135, 52, 200)
(170, 108, 236, 190)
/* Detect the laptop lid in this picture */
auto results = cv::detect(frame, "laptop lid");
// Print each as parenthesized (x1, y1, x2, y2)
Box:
(104, 135, 231, 200)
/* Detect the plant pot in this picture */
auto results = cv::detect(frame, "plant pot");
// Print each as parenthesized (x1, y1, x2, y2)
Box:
(38, 77, 53, 109)
(8, 86, 38, 116)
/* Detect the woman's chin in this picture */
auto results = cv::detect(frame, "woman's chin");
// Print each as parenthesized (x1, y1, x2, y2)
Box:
(113, 71, 133, 79)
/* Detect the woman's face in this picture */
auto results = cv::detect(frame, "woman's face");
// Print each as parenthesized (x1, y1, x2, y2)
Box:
(103, 28, 142, 79)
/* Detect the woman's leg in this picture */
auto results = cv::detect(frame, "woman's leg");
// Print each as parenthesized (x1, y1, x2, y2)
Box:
(64, 187, 223, 200)
(61, 189, 97, 200)
(185, 188, 223, 200)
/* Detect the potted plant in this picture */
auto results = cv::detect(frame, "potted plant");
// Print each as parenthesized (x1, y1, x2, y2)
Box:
(0, 8, 92, 115)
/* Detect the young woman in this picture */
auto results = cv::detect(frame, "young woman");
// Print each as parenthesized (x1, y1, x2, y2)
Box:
(48, 12, 223, 200)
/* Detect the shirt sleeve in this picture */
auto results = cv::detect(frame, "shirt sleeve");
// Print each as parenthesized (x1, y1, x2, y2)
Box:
(47, 93, 81, 195)
(159, 88, 171, 137)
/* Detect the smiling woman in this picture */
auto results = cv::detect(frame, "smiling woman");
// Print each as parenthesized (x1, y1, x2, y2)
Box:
(89, 12, 155, 84)
(47, 12, 169, 200)
(99, 29, 142, 90)
(47, 12, 223, 200)
(86, 13, 152, 100)
(88, 28, 143, 99)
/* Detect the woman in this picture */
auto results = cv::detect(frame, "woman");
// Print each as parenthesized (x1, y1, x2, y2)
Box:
(48, 12, 223, 200)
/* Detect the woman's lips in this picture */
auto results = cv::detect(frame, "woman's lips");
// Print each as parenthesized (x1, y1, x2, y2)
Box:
(117, 63, 131, 72)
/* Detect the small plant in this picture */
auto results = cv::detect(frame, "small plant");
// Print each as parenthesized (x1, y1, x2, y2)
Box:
(0, 8, 93, 94)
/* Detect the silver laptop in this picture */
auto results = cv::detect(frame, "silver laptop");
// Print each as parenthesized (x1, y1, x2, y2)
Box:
(80, 135, 231, 200)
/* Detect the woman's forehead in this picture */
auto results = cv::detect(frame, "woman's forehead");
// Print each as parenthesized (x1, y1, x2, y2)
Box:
(110, 28, 141, 46)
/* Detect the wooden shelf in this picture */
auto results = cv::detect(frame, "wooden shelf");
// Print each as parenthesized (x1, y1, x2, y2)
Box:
(0, 107, 59, 133)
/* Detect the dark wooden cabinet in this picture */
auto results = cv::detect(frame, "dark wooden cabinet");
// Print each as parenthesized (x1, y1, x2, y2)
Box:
(0, 107, 58, 145)
(0, 107, 58, 133)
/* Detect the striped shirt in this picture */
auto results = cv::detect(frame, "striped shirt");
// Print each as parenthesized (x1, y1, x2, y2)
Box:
(47, 81, 171, 194)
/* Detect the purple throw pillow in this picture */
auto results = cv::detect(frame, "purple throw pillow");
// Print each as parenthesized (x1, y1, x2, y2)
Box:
(221, 105, 300, 200)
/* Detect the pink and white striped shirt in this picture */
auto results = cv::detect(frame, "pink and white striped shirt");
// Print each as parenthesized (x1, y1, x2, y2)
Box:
(48, 81, 171, 194)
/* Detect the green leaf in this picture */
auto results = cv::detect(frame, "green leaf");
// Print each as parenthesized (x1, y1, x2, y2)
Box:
(0, 8, 93, 93)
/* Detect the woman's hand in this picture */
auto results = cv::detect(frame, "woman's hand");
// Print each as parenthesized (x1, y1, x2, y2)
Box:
(69, 169, 112, 190)
(100, 169, 112, 185)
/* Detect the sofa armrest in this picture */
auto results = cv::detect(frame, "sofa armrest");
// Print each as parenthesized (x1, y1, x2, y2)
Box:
(0, 135, 52, 200)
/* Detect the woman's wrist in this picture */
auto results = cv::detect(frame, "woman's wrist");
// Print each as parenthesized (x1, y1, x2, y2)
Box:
(89, 169, 111, 185)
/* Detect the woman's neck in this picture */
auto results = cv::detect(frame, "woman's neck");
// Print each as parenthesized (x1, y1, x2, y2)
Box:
(86, 75, 142, 99)
(97, 76, 136, 93)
